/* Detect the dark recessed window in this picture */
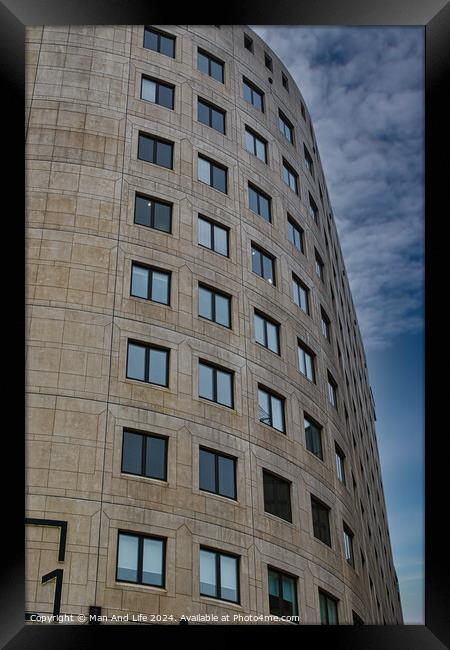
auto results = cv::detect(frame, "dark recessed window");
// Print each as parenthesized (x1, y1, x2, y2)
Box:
(263, 470, 292, 521)
(304, 145, 314, 178)
(198, 155, 227, 193)
(300, 101, 306, 120)
(268, 568, 298, 620)
(199, 448, 236, 499)
(251, 244, 275, 284)
(264, 53, 273, 71)
(353, 611, 364, 625)
(311, 496, 331, 546)
(245, 127, 268, 163)
(134, 193, 172, 233)
(315, 249, 325, 281)
(298, 341, 315, 382)
(319, 590, 339, 624)
(197, 97, 226, 134)
(197, 49, 224, 83)
(321, 307, 331, 340)
(343, 523, 354, 567)
(327, 372, 338, 408)
(304, 415, 323, 460)
(281, 72, 289, 91)
(258, 386, 285, 432)
(254, 311, 280, 354)
(282, 159, 299, 194)
(309, 193, 319, 223)
(198, 284, 231, 328)
(248, 184, 271, 221)
(278, 110, 294, 144)
(292, 274, 309, 314)
(121, 430, 167, 481)
(143, 26, 175, 58)
(138, 132, 173, 169)
(244, 33, 254, 52)
(198, 360, 233, 408)
(200, 547, 239, 603)
(131, 263, 170, 305)
(288, 216, 304, 252)
(335, 445, 346, 484)
(116, 531, 165, 587)
(141, 76, 174, 109)
(126, 341, 169, 387)
(243, 77, 264, 112)
(198, 215, 229, 256)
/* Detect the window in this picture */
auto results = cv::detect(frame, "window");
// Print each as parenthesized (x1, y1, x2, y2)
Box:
(288, 217, 304, 252)
(245, 127, 267, 163)
(200, 548, 239, 603)
(319, 590, 338, 624)
(315, 250, 324, 281)
(198, 284, 231, 328)
(198, 155, 227, 193)
(343, 524, 354, 567)
(278, 110, 294, 144)
(198, 361, 233, 408)
(131, 263, 170, 305)
(197, 98, 225, 134)
(126, 341, 169, 386)
(251, 244, 275, 284)
(141, 76, 174, 109)
(134, 193, 172, 233)
(199, 448, 236, 499)
(298, 341, 315, 382)
(321, 308, 331, 340)
(263, 470, 292, 521)
(254, 311, 280, 354)
(197, 49, 224, 83)
(281, 72, 289, 90)
(244, 33, 253, 52)
(116, 532, 165, 587)
(352, 611, 364, 625)
(258, 386, 285, 432)
(304, 145, 314, 178)
(327, 372, 338, 408)
(121, 430, 167, 481)
(138, 132, 173, 169)
(309, 193, 319, 223)
(143, 26, 175, 58)
(248, 184, 271, 221)
(264, 53, 273, 71)
(282, 159, 299, 194)
(198, 215, 228, 256)
(292, 275, 309, 314)
(304, 415, 323, 460)
(311, 496, 331, 546)
(335, 445, 346, 484)
(268, 568, 298, 619)
(243, 77, 264, 112)
(300, 101, 306, 120)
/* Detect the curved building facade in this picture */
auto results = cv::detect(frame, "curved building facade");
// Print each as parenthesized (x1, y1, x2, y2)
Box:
(25, 25, 403, 624)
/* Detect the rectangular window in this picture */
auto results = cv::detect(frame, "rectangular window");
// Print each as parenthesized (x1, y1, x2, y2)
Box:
(315, 250, 324, 281)
(198, 155, 227, 193)
(287, 217, 304, 252)
(311, 496, 331, 546)
(143, 26, 175, 58)
(121, 430, 167, 481)
(264, 53, 273, 71)
(126, 341, 169, 387)
(304, 145, 314, 178)
(327, 372, 338, 408)
(321, 308, 331, 340)
(309, 193, 319, 222)
(268, 568, 298, 620)
(199, 448, 236, 499)
(251, 244, 275, 284)
(116, 532, 165, 587)
(141, 76, 174, 109)
(258, 386, 285, 432)
(198, 284, 231, 328)
(244, 33, 253, 52)
(319, 590, 339, 624)
(292, 275, 309, 314)
(343, 524, 354, 567)
(198, 361, 233, 408)
(198, 215, 229, 256)
(278, 110, 294, 144)
(254, 311, 280, 354)
(300, 101, 306, 120)
(304, 415, 323, 460)
(131, 263, 170, 305)
(282, 159, 299, 194)
(138, 132, 173, 169)
(197, 49, 224, 83)
(200, 548, 239, 603)
(248, 184, 271, 221)
(298, 341, 315, 382)
(245, 127, 267, 163)
(243, 77, 264, 112)
(335, 445, 346, 484)
(134, 193, 172, 233)
(281, 72, 289, 90)
(197, 97, 226, 134)
(263, 470, 292, 522)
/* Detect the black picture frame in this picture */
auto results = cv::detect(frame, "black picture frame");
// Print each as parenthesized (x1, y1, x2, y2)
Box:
(3, 0, 448, 647)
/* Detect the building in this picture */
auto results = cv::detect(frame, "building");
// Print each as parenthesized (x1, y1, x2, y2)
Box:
(25, 24, 403, 624)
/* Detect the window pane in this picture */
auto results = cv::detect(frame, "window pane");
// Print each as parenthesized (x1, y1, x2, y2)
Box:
(211, 108, 225, 133)
(245, 130, 254, 154)
(258, 389, 270, 425)
(117, 534, 138, 582)
(263, 255, 274, 283)
(153, 201, 171, 232)
(122, 431, 143, 475)
(243, 82, 252, 103)
(198, 100, 210, 126)
(268, 570, 279, 597)
(200, 549, 216, 597)
(199, 363, 214, 400)
(220, 555, 238, 602)
(213, 225, 228, 256)
(142, 538, 163, 586)
(131, 265, 148, 299)
(198, 217, 212, 248)
(267, 321, 279, 353)
(198, 287, 213, 320)
(197, 52, 209, 74)
(148, 349, 167, 386)
(198, 157, 210, 184)
(254, 313, 265, 346)
(305, 418, 322, 459)
(282, 576, 296, 612)
(144, 29, 158, 52)
(212, 165, 226, 193)
(215, 294, 230, 328)
(327, 598, 338, 624)
(199, 449, 216, 492)
(141, 78, 156, 102)
(256, 138, 266, 161)
(218, 455, 235, 499)
(135, 195, 151, 227)
(210, 59, 223, 82)
(138, 135, 153, 162)
(251, 248, 261, 276)
(253, 92, 262, 111)
(319, 592, 328, 623)
(217, 369, 232, 407)
(155, 141, 172, 168)
(127, 343, 146, 380)
(158, 84, 173, 109)
(151, 271, 169, 304)
(248, 187, 258, 213)
(159, 35, 174, 58)
(259, 195, 270, 221)
(146, 436, 166, 480)
(271, 396, 284, 432)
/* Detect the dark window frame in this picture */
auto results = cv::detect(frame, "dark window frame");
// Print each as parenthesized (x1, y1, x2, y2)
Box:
(321, 307, 331, 340)
(244, 33, 254, 52)
(304, 144, 315, 178)
(327, 371, 338, 409)
(126, 339, 170, 387)
(121, 428, 168, 481)
(197, 96, 226, 134)
(245, 127, 268, 163)
(116, 530, 167, 587)
(199, 546, 240, 603)
(248, 183, 271, 221)
(343, 523, 355, 568)
(287, 216, 304, 252)
(335, 444, 346, 484)
(315, 249, 325, 281)
(198, 360, 234, 409)
(254, 310, 280, 355)
(134, 192, 172, 233)
(297, 340, 316, 383)
(263, 469, 292, 522)
(282, 158, 299, 194)
(198, 154, 228, 193)
(140, 75, 175, 109)
(278, 110, 294, 144)
(143, 26, 175, 58)
(199, 446, 237, 500)
(292, 274, 310, 314)
(264, 53, 273, 71)
(243, 77, 265, 112)
(251, 243, 276, 284)
(197, 48, 225, 83)
(198, 283, 232, 329)
(258, 384, 285, 433)
(311, 495, 332, 547)
(130, 262, 171, 305)
(281, 72, 289, 91)
(138, 131, 174, 169)
(309, 192, 319, 223)
(304, 414, 323, 460)
(197, 214, 229, 256)
(268, 566, 299, 621)
(319, 589, 339, 624)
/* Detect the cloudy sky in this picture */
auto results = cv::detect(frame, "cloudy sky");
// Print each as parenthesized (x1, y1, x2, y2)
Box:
(252, 26, 424, 623)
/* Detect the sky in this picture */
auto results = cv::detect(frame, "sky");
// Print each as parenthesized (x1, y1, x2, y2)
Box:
(252, 26, 425, 624)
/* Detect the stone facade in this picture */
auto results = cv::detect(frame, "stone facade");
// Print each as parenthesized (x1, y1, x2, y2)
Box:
(25, 25, 403, 624)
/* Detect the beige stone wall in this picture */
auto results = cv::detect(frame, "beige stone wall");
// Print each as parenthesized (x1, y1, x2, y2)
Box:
(25, 25, 402, 624)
